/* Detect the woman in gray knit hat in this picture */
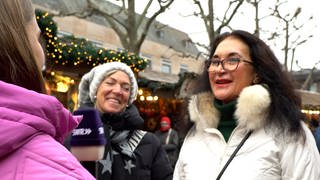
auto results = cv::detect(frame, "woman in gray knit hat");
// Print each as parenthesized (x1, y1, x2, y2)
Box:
(77, 61, 173, 180)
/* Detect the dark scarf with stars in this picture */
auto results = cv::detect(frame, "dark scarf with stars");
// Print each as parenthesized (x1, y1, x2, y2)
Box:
(95, 108, 145, 179)
(214, 99, 237, 142)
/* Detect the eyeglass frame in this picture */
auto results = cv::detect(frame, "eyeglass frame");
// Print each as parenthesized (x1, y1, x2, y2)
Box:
(207, 57, 254, 72)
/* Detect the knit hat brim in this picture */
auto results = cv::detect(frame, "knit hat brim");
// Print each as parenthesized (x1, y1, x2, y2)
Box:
(78, 62, 138, 107)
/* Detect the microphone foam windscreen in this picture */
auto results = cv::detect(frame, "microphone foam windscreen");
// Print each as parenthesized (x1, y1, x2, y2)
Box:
(70, 108, 106, 146)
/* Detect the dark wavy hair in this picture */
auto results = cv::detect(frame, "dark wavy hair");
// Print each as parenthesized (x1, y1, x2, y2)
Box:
(194, 30, 305, 141)
(0, 0, 46, 93)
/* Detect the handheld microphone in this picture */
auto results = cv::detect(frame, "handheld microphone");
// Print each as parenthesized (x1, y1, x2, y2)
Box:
(70, 108, 106, 161)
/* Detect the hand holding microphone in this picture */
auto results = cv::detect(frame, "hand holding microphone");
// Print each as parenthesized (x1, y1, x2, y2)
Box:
(70, 108, 106, 161)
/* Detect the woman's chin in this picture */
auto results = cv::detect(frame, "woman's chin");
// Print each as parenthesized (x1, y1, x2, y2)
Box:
(214, 93, 235, 103)
(103, 107, 123, 114)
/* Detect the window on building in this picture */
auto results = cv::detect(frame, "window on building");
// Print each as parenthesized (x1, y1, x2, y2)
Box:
(117, 47, 126, 52)
(310, 83, 318, 92)
(89, 39, 104, 48)
(57, 31, 72, 38)
(161, 59, 171, 73)
(156, 30, 165, 39)
(180, 64, 188, 74)
(182, 39, 191, 48)
(141, 53, 152, 70)
(147, 59, 152, 70)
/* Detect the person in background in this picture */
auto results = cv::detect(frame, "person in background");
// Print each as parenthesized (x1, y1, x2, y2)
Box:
(77, 61, 173, 179)
(155, 116, 180, 168)
(173, 30, 320, 180)
(0, 0, 94, 179)
(309, 116, 319, 134)
(315, 126, 320, 153)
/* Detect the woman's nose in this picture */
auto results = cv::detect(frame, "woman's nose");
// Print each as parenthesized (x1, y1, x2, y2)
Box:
(112, 84, 123, 94)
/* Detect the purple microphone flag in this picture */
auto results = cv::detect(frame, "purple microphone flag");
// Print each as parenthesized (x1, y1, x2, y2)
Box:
(71, 108, 106, 146)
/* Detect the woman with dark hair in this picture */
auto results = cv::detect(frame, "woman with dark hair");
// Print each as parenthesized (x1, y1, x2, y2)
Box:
(173, 30, 320, 180)
(0, 0, 94, 178)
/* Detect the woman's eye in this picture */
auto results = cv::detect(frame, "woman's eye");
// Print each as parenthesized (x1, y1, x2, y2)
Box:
(105, 81, 115, 85)
(211, 60, 220, 66)
(228, 57, 240, 62)
(226, 58, 240, 65)
(122, 86, 130, 92)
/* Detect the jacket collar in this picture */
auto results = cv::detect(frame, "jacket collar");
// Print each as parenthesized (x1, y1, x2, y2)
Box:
(188, 84, 271, 132)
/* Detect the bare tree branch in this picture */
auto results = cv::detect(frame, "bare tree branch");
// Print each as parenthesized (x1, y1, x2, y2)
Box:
(192, 0, 245, 49)
(136, 0, 175, 53)
(51, 0, 175, 54)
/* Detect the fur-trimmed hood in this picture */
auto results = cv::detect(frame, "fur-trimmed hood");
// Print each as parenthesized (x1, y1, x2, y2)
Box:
(188, 84, 271, 131)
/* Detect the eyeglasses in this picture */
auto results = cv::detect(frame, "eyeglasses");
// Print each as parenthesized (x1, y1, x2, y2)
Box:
(207, 57, 253, 72)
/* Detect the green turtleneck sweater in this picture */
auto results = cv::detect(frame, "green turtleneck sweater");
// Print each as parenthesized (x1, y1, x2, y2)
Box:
(214, 99, 237, 142)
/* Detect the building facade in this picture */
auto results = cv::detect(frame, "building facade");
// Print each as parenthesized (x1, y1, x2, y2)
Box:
(32, 0, 205, 131)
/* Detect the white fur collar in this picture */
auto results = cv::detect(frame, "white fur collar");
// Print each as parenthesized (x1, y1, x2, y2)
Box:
(188, 84, 271, 131)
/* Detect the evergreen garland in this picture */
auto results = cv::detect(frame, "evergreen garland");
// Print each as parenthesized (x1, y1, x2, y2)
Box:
(35, 9, 147, 72)
(35, 9, 195, 91)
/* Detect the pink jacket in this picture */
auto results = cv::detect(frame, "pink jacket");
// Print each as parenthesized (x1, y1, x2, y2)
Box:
(0, 81, 94, 179)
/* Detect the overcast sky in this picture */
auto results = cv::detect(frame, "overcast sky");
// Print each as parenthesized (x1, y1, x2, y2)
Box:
(108, 0, 320, 70)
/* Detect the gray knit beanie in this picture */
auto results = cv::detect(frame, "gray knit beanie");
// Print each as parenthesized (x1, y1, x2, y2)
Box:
(78, 62, 138, 107)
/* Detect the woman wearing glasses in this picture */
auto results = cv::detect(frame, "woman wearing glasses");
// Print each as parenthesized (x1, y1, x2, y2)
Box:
(173, 30, 320, 180)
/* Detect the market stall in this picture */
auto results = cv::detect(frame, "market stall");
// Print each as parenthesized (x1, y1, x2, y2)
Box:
(298, 90, 320, 132)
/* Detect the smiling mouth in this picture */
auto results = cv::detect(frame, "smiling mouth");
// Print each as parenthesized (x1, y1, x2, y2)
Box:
(107, 98, 121, 104)
(215, 79, 232, 84)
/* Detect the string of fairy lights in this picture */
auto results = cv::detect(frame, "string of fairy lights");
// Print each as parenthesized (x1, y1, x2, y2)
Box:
(35, 9, 193, 92)
(35, 9, 147, 72)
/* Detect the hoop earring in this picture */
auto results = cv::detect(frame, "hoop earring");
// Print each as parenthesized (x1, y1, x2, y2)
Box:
(253, 76, 260, 84)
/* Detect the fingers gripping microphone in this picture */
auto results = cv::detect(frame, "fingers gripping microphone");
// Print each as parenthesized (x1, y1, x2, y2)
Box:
(70, 108, 106, 161)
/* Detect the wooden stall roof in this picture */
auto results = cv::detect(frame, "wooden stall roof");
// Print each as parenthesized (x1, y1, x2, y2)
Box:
(297, 90, 320, 106)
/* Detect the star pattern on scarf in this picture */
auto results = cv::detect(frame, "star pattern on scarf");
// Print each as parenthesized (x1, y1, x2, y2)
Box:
(124, 160, 136, 174)
(98, 153, 112, 174)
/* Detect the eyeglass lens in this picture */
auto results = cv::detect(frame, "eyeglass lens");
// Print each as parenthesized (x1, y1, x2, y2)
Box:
(208, 57, 240, 72)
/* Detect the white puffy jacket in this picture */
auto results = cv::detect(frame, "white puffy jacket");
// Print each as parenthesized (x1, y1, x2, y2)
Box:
(173, 85, 320, 180)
